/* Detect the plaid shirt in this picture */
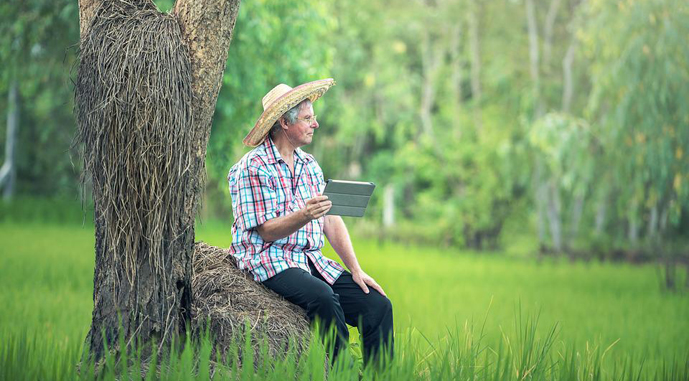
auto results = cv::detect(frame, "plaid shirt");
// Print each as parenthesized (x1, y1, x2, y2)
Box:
(227, 137, 345, 285)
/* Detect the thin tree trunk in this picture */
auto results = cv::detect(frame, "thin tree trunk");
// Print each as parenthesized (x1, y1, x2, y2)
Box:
(535, 159, 548, 247)
(547, 180, 563, 252)
(543, 0, 562, 70)
(450, 22, 463, 140)
(568, 194, 584, 249)
(420, 26, 438, 141)
(0, 80, 18, 201)
(659, 204, 669, 233)
(647, 204, 658, 238)
(561, 38, 576, 113)
(78, 0, 241, 366)
(594, 196, 607, 235)
(467, 0, 482, 131)
(628, 209, 639, 245)
(383, 184, 395, 228)
(525, 0, 544, 119)
(561, 1, 584, 112)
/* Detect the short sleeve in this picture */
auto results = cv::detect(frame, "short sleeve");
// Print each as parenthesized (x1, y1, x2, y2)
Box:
(233, 162, 279, 231)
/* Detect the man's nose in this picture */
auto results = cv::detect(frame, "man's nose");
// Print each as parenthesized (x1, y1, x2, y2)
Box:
(312, 120, 319, 129)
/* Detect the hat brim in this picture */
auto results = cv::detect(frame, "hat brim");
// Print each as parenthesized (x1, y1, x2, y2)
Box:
(243, 78, 336, 147)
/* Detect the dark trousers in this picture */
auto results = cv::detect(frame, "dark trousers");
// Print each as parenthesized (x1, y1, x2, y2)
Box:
(262, 259, 394, 364)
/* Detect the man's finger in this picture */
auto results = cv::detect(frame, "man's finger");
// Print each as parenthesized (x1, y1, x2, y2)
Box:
(357, 279, 370, 294)
(308, 195, 329, 204)
(315, 202, 331, 211)
(316, 204, 331, 214)
(370, 282, 387, 297)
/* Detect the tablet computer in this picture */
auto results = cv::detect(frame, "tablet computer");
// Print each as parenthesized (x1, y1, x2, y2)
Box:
(323, 179, 376, 217)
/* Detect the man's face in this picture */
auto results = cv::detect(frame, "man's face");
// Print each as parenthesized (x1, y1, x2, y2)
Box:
(285, 101, 318, 147)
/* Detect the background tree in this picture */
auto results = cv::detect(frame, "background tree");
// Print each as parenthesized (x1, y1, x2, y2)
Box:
(0, 0, 80, 200)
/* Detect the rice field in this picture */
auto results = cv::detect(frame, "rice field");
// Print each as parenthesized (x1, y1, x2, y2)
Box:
(1, 221, 688, 379)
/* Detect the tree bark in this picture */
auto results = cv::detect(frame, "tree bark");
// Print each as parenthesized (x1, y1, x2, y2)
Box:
(78, 0, 101, 37)
(78, 0, 241, 366)
(0, 80, 18, 201)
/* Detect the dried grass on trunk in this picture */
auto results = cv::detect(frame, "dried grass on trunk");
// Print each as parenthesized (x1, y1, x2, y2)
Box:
(74, 0, 196, 363)
(75, 0, 193, 288)
(192, 242, 311, 364)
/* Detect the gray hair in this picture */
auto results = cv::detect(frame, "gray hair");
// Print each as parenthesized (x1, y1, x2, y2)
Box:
(270, 99, 311, 136)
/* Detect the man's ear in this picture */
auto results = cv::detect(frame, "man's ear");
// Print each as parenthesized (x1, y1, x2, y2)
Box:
(279, 117, 289, 130)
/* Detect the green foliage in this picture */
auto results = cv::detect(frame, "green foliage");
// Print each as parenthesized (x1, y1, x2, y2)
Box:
(2, 0, 687, 255)
(581, 0, 689, 246)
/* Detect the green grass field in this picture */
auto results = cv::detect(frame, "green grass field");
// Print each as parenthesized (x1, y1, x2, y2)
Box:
(1, 222, 688, 379)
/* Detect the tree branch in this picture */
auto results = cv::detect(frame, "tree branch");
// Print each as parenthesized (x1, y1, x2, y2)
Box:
(78, 0, 103, 39)
(174, 0, 241, 145)
(172, 0, 241, 222)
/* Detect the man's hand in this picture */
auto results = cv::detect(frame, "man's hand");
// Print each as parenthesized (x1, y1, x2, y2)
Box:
(352, 270, 387, 297)
(302, 195, 332, 220)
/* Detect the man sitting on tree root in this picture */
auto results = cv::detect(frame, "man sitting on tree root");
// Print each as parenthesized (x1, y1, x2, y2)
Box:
(227, 78, 393, 365)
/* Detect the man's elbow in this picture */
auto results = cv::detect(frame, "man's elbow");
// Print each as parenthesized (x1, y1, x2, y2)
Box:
(256, 225, 274, 242)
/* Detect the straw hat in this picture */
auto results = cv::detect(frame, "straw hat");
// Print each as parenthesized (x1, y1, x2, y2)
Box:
(243, 78, 336, 147)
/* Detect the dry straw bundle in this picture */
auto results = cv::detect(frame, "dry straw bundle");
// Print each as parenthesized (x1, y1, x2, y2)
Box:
(74, 0, 193, 290)
(192, 243, 310, 363)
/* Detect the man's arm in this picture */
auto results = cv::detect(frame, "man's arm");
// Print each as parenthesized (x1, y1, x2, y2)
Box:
(324, 215, 387, 296)
(257, 195, 331, 242)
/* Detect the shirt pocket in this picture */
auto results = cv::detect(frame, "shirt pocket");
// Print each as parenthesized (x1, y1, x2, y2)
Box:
(304, 174, 322, 200)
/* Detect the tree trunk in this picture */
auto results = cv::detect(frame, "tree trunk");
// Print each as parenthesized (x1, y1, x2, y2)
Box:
(77, 0, 240, 367)
(568, 194, 584, 249)
(450, 23, 463, 107)
(561, 38, 576, 113)
(647, 204, 658, 238)
(383, 184, 395, 228)
(543, 0, 562, 71)
(467, 0, 482, 131)
(546, 180, 563, 253)
(0, 80, 19, 201)
(594, 195, 607, 235)
(420, 25, 439, 142)
(525, 0, 544, 119)
(534, 159, 548, 248)
(627, 199, 639, 246)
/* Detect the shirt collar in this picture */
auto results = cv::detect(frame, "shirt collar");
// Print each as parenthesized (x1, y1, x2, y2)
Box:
(262, 136, 313, 165)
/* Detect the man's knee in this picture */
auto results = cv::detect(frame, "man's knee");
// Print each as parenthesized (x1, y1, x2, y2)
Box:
(306, 283, 340, 311)
(366, 295, 393, 330)
(376, 296, 393, 319)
